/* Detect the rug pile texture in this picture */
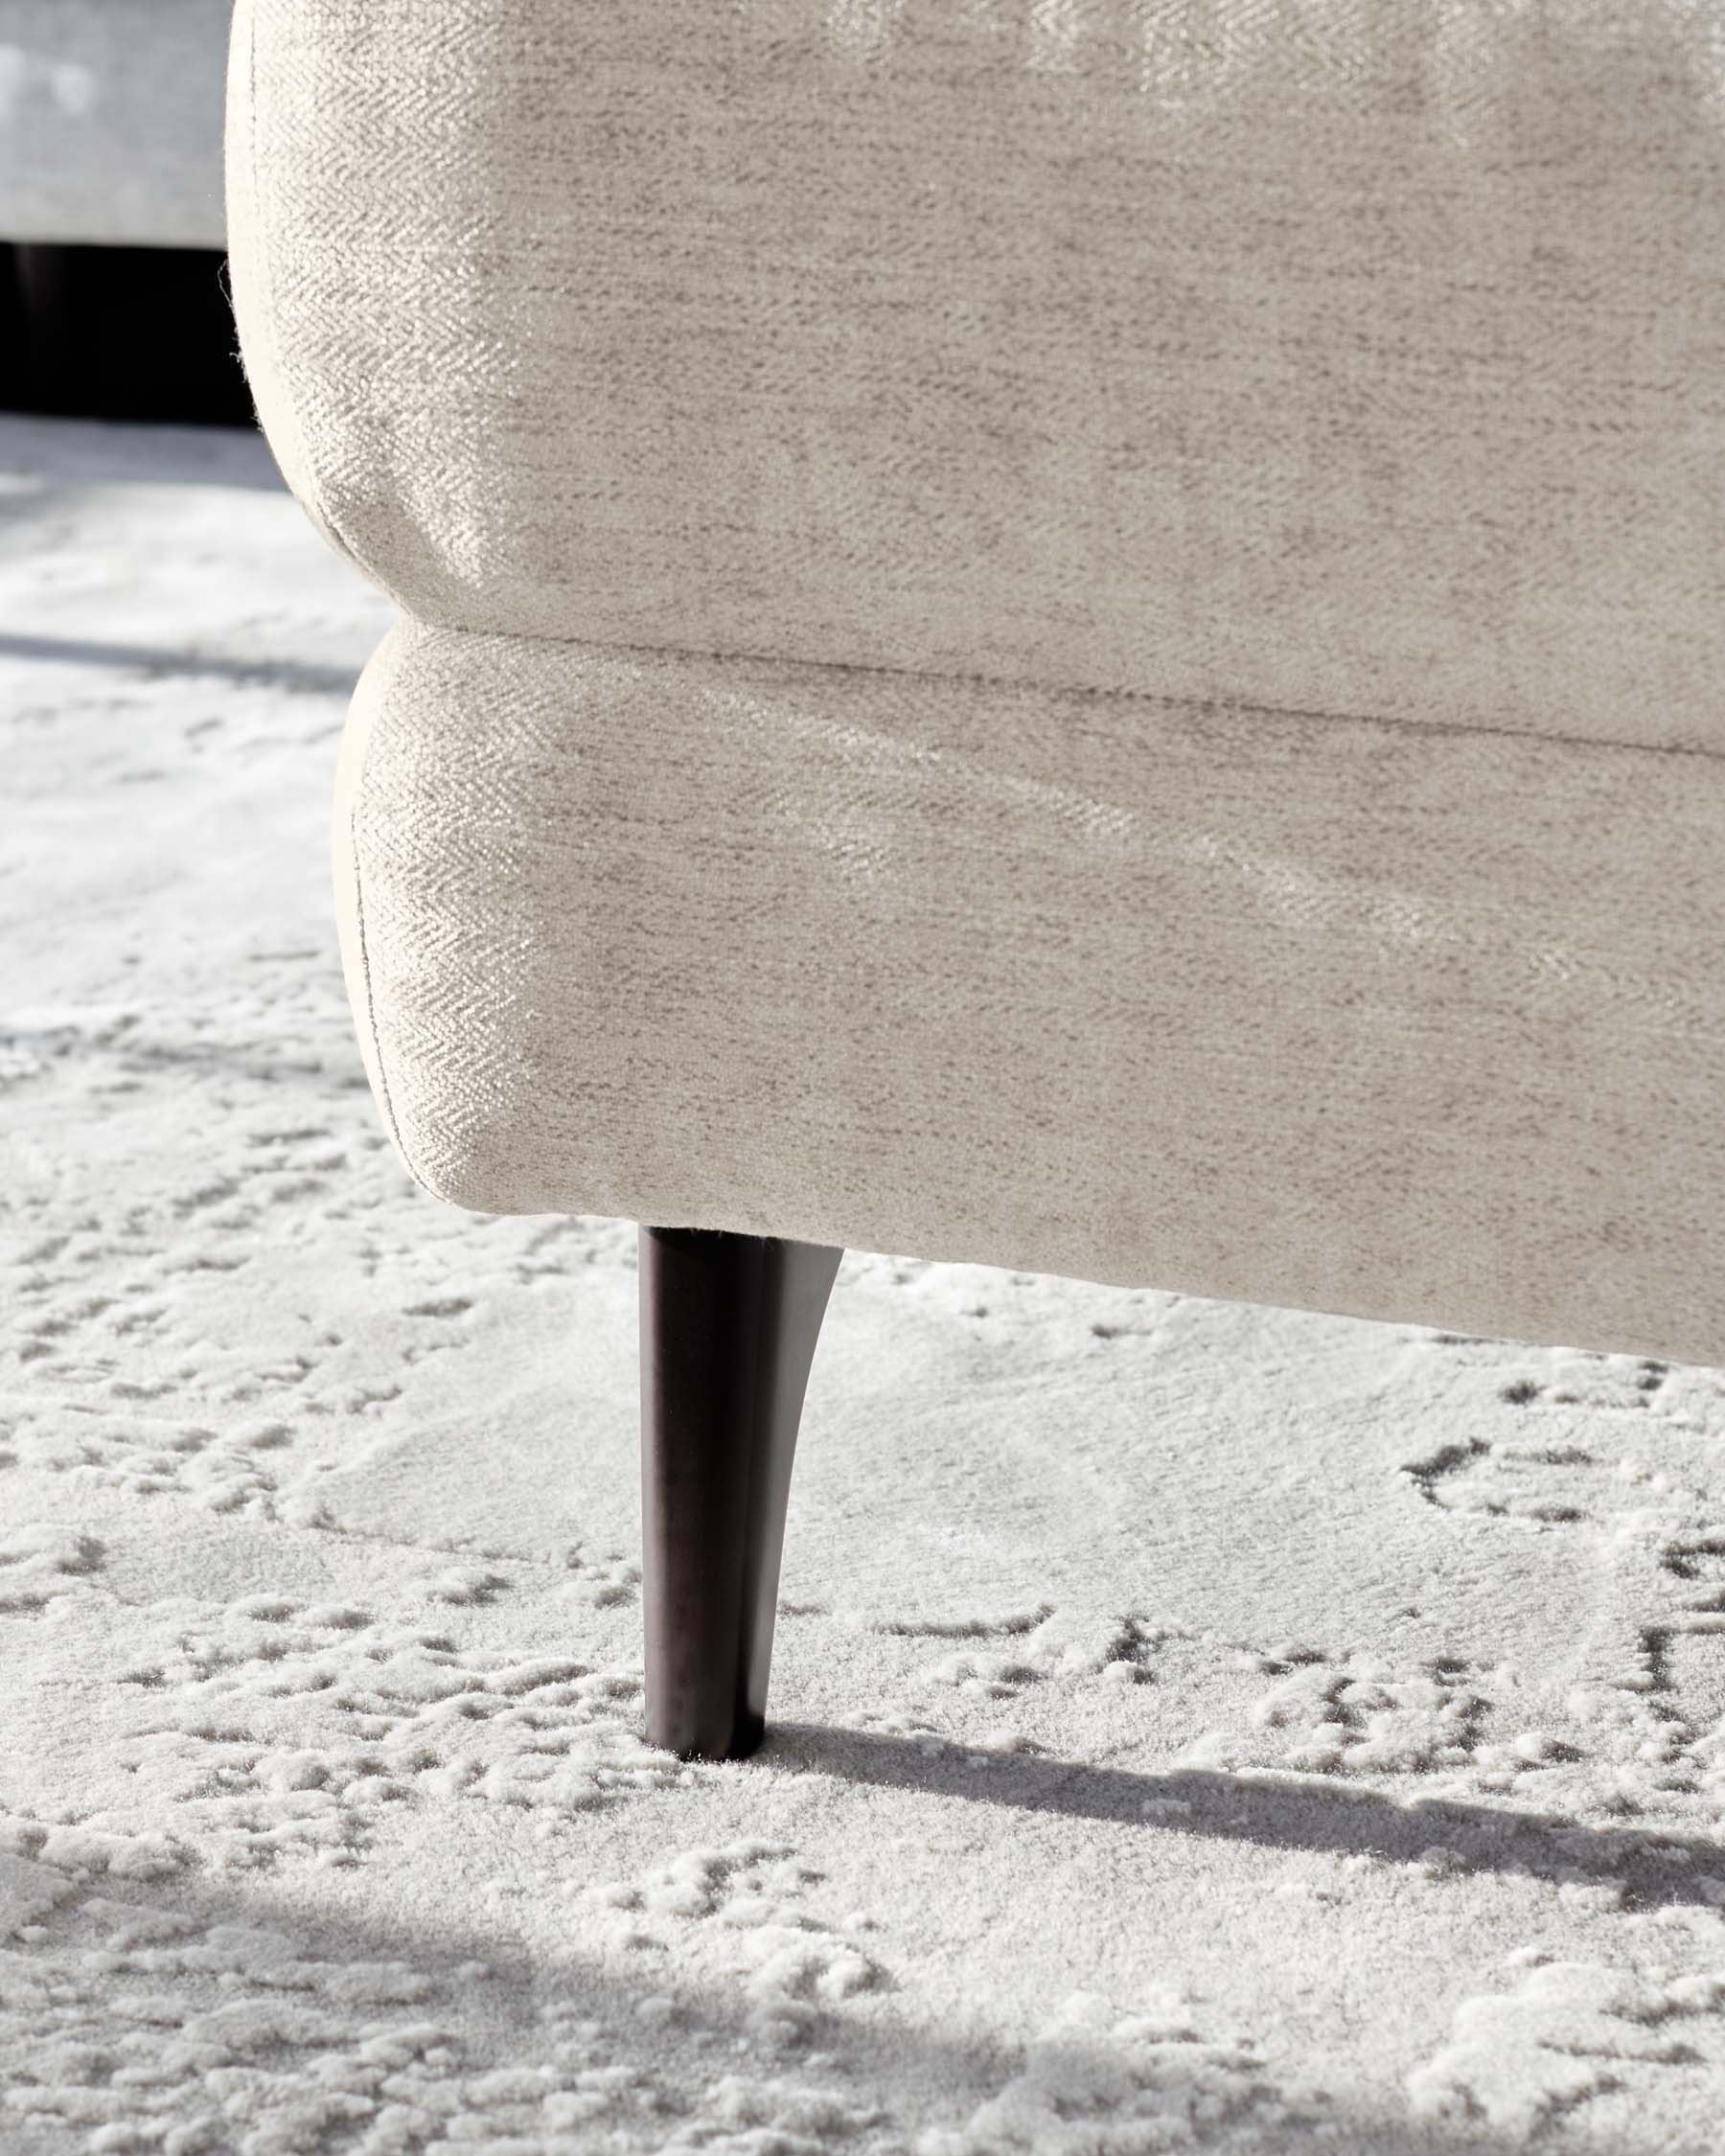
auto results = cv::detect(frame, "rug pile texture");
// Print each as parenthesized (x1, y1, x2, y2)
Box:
(6, 417, 1725, 2153)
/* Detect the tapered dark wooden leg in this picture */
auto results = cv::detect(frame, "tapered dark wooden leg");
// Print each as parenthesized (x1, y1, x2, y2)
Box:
(639, 1227, 841, 1761)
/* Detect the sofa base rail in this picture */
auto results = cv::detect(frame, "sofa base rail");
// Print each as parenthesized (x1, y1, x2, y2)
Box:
(334, 619, 1725, 1375)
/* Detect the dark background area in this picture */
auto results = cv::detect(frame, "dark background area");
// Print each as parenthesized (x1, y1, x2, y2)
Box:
(0, 242, 253, 426)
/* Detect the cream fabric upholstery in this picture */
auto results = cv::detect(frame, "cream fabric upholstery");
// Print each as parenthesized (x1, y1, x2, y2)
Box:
(228, 1, 1725, 1366)
(0, 1, 229, 247)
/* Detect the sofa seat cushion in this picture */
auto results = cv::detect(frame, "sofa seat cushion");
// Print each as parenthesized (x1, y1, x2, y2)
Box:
(231, 0, 1725, 754)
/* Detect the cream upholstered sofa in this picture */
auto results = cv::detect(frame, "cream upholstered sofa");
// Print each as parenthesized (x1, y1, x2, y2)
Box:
(227, 2, 1725, 1761)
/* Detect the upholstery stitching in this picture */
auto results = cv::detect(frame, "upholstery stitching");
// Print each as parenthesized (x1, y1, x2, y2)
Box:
(388, 610, 1725, 773)
(345, 775, 436, 1203)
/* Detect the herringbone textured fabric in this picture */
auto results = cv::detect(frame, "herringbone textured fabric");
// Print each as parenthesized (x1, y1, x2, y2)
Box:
(227, 0, 1725, 1361)
(231, 0, 1725, 748)
(334, 619, 1725, 1368)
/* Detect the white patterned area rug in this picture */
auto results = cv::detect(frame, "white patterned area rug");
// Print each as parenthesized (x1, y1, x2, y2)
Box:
(7, 415, 1725, 2155)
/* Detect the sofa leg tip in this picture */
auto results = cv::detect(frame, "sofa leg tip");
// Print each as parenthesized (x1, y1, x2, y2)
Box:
(726, 1709, 767, 1762)
(651, 1707, 767, 1764)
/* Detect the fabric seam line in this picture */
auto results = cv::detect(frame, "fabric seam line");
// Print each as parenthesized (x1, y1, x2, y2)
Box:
(387, 611, 1725, 772)
(348, 787, 430, 1202)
